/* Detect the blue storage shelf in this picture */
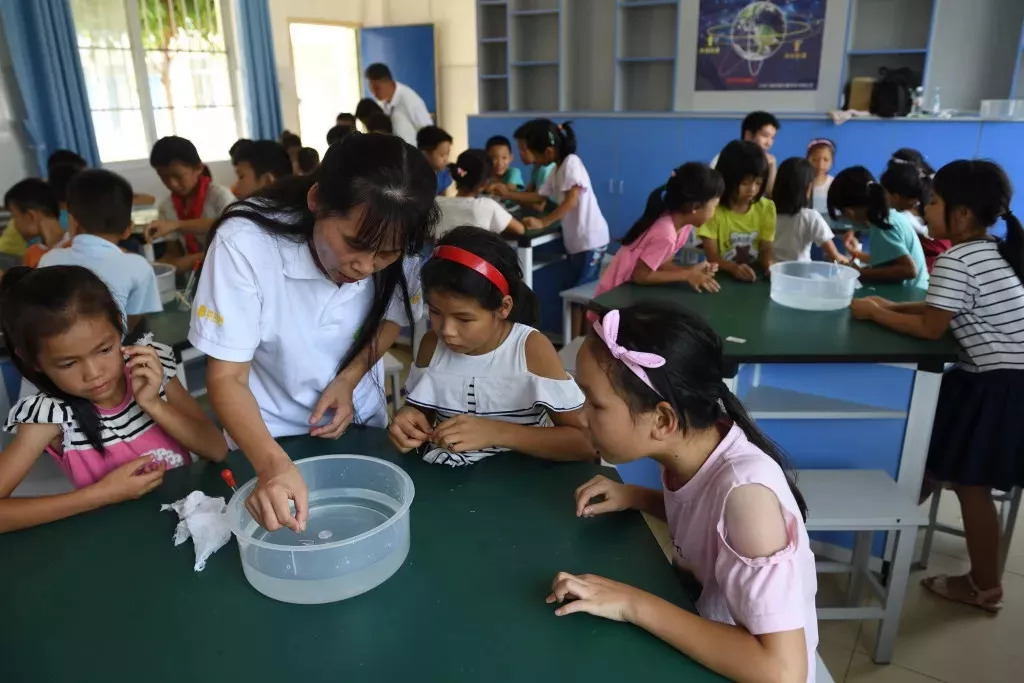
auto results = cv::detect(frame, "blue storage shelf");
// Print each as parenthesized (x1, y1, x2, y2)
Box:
(511, 8, 558, 16)
(511, 60, 558, 67)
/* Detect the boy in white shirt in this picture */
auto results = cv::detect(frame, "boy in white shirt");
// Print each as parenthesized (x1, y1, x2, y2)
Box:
(365, 63, 433, 147)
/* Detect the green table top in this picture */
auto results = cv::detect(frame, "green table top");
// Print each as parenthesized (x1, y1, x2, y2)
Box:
(0, 428, 724, 683)
(146, 302, 192, 352)
(595, 278, 959, 367)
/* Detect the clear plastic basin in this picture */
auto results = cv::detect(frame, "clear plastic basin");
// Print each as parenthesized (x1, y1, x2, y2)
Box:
(769, 261, 861, 311)
(227, 455, 414, 604)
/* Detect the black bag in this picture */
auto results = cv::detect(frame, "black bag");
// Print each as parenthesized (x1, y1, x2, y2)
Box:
(870, 67, 918, 118)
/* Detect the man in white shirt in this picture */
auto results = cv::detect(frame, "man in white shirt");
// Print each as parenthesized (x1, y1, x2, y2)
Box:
(365, 62, 433, 147)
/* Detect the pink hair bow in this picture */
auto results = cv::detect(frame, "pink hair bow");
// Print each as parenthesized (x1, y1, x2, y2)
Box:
(593, 310, 666, 395)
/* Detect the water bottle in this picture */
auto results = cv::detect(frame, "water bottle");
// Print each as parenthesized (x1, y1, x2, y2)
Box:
(930, 86, 942, 115)
(143, 242, 155, 263)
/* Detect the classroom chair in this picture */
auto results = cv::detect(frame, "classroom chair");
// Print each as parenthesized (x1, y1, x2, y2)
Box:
(559, 282, 598, 348)
(917, 486, 1022, 579)
(799, 468, 928, 664)
(815, 651, 836, 683)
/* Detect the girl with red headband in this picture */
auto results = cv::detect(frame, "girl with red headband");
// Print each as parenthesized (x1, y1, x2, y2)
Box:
(388, 226, 593, 466)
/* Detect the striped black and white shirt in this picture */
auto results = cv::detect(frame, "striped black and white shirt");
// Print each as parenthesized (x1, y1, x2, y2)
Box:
(925, 241, 1024, 372)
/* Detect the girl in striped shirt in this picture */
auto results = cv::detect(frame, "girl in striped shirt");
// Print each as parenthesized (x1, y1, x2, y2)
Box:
(0, 266, 227, 532)
(851, 160, 1024, 612)
(388, 226, 592, 466)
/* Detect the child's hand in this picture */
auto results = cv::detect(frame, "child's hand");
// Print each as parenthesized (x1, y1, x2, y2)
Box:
(124, 345, 164, 410)
(546, 571, 645, 622)
(431, 414, 497, 453)
(489, 183, 509, 197)
(833, 253, 851, 265)
(685, 265, 720, 293)
(96, 455, 165, 504)
(574, 475, 635, 517)
(843, 231, 862, 256)
(731, 263, 757, 282)
(389, 406, 432, 453)
(522, 216, 544, 231)
(146, 219, 180, 242)
(850, 298, 880, 320)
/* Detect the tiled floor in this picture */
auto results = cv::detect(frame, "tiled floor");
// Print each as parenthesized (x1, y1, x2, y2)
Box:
(647, 492, 1023, 683)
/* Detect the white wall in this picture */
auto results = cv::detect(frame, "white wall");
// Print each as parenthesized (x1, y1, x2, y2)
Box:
(267, 0, 479, 152)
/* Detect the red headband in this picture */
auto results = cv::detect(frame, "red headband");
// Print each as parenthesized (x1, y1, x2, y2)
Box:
(432, 246, 510, 296)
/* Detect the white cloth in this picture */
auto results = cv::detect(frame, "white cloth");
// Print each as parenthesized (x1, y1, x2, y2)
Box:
(379, 81, 432, 147)
(435, 196, 514, 239)
(405, 323, 585, 466)
(157, 183, 235, 222)
(39, 234, 163, 317)
(187, 215, 424, 438)
(925, 241, 1024, 372)
(811, 176, 833, 215)
(773, 208, 835, 262)
(538, 154, 609, 255)
(902, 210, 929, 237)
(161, 491, 231, 572)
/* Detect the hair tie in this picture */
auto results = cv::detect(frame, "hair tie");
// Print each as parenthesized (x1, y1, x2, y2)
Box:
(432, 246, 510, 296)
(670, 169, 677, 178)
(806, 138, 834, 152)
(890, 157, 913, 166)
(454, 166, 467, 178)
(593, 310, 666, 396)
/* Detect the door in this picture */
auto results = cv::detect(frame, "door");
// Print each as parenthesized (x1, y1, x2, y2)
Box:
(359, 25, 437, 117)
(289, 22, 361, 156)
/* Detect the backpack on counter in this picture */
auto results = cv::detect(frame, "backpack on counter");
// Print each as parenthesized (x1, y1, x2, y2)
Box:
(870, 66, 918, 118)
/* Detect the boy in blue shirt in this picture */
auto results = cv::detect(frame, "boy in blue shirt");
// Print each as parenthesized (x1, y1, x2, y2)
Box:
(39, 169, 162, 333)
(417, 125, 454, 196)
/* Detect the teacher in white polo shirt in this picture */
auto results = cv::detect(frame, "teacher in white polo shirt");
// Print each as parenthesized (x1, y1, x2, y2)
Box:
(366, 62, 433, 147)
(188, 134, 439, 532)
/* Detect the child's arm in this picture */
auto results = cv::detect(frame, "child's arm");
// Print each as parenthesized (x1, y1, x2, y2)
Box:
(855, 254, 918, 283)
(758, 240, 775, 274)
(522, 186, 580, 230)
(124, 345, 228, 462)
(851, 299, 953, 340)
(820, 240, 849, 264)
(702, 237, 756, 282)
(389, 331, 438, 453)
(494, 184, 548, 212)
(147, 217, 217, 241)
(502, 216, 526, 236)
(0, 424, 165, 533)
(631, 260, 720, 293)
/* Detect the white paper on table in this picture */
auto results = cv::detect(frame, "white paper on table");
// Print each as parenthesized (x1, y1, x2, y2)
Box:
(161, 491, 231, 572)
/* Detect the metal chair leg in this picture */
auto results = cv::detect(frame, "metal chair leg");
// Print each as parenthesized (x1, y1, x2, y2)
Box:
(847, 531, 871, 606)
(917, 488, 942, 570)
(998, 487, 1022, 577)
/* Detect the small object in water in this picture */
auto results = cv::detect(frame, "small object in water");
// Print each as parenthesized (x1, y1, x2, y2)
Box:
(725, 336, 747, 344)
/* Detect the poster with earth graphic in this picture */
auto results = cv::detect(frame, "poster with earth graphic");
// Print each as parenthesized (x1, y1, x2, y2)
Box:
(696, 0, 827, 91)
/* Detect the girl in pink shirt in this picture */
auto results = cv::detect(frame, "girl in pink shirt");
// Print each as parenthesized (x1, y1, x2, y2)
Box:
(548, 305, 818, 683)
(0, 265, 227, 532)
(594, 163, 724, 297)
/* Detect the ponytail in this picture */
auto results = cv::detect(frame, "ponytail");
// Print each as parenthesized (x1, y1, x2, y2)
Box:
(621, 185, 668, 246)
(828, 166, 892, 229)
(555, 121, 576, 161)
(866, 181, 892, 230)
(621, 162, 724, 246)
(999, 211, 1024, 282)
(511, 280, 540, 326)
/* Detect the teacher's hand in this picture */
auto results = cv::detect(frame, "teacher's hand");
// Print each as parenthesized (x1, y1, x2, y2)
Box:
(310, 376, 356, 438)
(247, 456, 309, 533)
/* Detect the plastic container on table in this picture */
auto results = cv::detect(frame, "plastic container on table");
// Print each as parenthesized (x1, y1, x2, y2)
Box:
(152, 263, 176, 304)
(769, 261, 861, 312)
(227, 455, 415, 604)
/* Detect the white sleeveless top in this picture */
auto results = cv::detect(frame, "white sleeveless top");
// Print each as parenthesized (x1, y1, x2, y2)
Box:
(405, 323, 585, 466)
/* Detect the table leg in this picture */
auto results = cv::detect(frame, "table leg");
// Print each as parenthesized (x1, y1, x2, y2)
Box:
(873, 526, 916, 664)
(518, 245, 533, 289)
(562, 301, 572, 348)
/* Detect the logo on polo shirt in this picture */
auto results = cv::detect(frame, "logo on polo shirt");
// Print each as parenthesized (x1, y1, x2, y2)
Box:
(196, 304, 224, 326)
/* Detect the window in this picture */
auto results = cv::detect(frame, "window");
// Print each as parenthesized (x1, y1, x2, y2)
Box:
(71, 0, 241, 163)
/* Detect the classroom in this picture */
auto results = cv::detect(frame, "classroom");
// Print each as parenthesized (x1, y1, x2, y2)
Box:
(0, 0, 1022, 681)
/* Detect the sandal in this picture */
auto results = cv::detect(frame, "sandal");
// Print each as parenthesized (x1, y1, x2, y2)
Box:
(921, 573, 1003, 613)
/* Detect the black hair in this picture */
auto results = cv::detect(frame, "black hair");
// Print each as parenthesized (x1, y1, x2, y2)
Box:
(234, 140, 293, 181)
(327, 124, 355, 147)
(447, 149, 492, 192)
(806, 138, 836, 157)
(367, 113, 393, 135)
(150, 135, 202, 168)
(828, 166, 892, 229)
(297, 147, 320, 174)
(741, 111, 781, 138)
(773, 157, 815, 216)
(514, 118, 576, 161)
(279, 130, 302, 150)
(485, 135, 512, 152)
(355, 98, 384, 126)
(422, 226, 538, 326)
(210, 133, 439, 385)
(4, 178, 59, 217)
(228, 138, 254, 164)
(47, 149, 87, 176)
(1, 266, 125, 453)
(47, 162, 83, 204)
(891, 148, 935, 177)
(365, 63, 393, 81)
(417, 125, 453, 151)
(881, 161, 930, 205)
(588, 304, 807, 519)
(336, 112, 356, 125)
(714, 140, 769, 207)
(621, 163, 724, 246)
(66, 169, 134, 235)
(932, 160, 1023, 282)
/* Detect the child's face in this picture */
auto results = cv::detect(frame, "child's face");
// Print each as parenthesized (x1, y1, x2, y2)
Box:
(233, 161, 263, 200)
(689, 197, 720, 228)
(487, 145, 512, 178)
(7, 204, 40, 238)
(575, 338, 656, 464)
(924, 193, 947, 238)
(516, 139, 535, 165)
(423, 141, 451, 173)
(744, 125, 777, 152)
(308, 195, 403, 284)
(735, 176, 762, 205)
(427, 289, 512, 355)
(888, 193, 917, 213)
(36, 315, 124, 406)
(155, 161, 203, 198)
(807, 146, 833, 176)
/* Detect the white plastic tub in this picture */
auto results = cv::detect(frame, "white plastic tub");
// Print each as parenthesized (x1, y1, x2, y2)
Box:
(227, 455, 414, 604)
(769, 261, 860, 311)
(153, 263, 175, 305)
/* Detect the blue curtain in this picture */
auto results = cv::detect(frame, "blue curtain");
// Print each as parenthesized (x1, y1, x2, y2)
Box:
(0, 0, 100, 173)
(237, 0, 283, 140)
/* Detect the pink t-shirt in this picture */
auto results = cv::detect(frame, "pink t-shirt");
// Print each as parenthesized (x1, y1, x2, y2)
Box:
(594, 215, 691, 297)
(664, 424, 818, 682)
(4, 341, 190, 488)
